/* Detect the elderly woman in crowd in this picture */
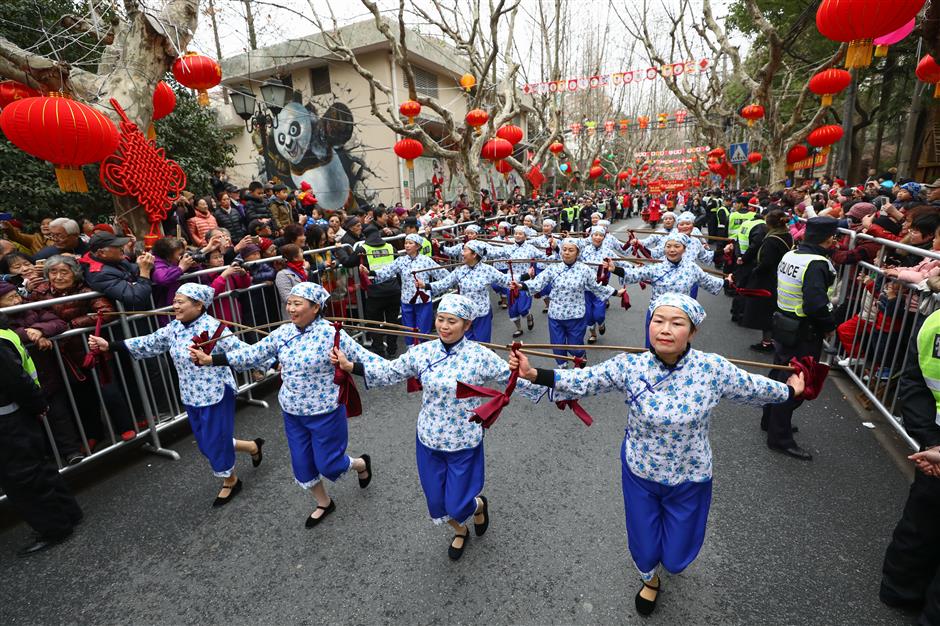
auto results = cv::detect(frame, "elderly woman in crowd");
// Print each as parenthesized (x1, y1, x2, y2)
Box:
(28, 255, 137, 450)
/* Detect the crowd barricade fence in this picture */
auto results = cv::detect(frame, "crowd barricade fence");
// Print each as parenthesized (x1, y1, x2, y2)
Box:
(827, 227, 940, 451)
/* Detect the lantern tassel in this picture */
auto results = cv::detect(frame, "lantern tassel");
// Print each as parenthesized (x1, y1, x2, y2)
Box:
(405, 159, 414, 170)
(874, 45, 888, 58)
(748, 119, 755, 127)
(198, 90, 209, 106)
(934, 83, 940, 100)
(54, 166, 88, 193)
(821, 94, 833, 107)
(147, 122, 156, 141)
(846, 39, 874, 70)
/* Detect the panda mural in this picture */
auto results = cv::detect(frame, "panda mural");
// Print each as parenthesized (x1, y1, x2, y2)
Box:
(265, 90, 374, 210)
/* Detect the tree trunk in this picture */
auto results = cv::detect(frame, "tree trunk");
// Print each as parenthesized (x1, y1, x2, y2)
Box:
(768, 153, 788, 191)
(242, 0, 258, 50)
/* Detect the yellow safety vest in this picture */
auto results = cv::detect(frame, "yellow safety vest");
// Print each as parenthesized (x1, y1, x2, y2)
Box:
(776, 251, 835, 317)
(0, 328, 40, 415)
(727, 210, 752, 239)
(916, 309, 940, 426)
(737, 216, 764, 254)
(361, 243, 395, 269)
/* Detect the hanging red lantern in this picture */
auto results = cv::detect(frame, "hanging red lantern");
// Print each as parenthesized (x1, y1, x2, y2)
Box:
(641, 164, 650, 172)
(0, 80, 40, 109)
(617, 171, 630, 182)
(494, 159, 514, 174)
(916, 55, 940, 98)
(148, 81, 177, 140)
(740, 104, 765, 126)
(592, 158, 601, 166)
(394, 137, 423, 169)
(630, 176, 639, 185)
(0, 94, 119, 192)
(816, 0, 925, 69)
(708, 147, 725, 160)
(787, 145, 810, 165)
(588, 165, 603, 180)
(481, 137, 513, 161)
(496, 124, 523, 146)
(807, 125, 844, 150)
(399, 100, 422, 124)
(874, 19, 915, 57)
(172, 52, 222, 106)
(465, 108, 489, 133)
(549, 141, 565, 155)
(747, 151, 763, 165)
(809, 69, 852, 107)
(637, 116, 650, 129)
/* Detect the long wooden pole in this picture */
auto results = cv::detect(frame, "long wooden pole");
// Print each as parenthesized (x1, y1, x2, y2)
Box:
(518, 343, 795, 372)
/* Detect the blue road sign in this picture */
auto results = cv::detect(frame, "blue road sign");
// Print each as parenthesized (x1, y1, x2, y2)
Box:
(729, 142, 750, 164)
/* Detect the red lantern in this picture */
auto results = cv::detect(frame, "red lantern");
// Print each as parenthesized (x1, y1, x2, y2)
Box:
(549, 141, 565, 155)
(496, 124, 523, 146)
(699, 171, 710, 179)
(708, 147, 725, 160)
(816, 0, 925, 69)
(809, 69, 852, 107)
(617, 171, 630, 182)
(0, 94, 119, 192)
(494, 159, 514, 175)
(740, 104, 765, 126)
(148, 81, 177, 140)
(807, 125, 844, 150)
(637, 116, 650, 129)
(630, 176, 639, 185)
(0, 80, 40, 109)
(394, 137, 423, 169)
(747, 151, 763, 165)
(172, 52, 222, 106)
(399, 100, 421, 124)
(916, 55, 940, 98)
(465, 108, 489, 133)
(481, 138, 513, 161)
(592, 158, 601, 166)
(787, 145, 810, 165)
(641, 164, 650, 172)
(588, 165, 603, 180)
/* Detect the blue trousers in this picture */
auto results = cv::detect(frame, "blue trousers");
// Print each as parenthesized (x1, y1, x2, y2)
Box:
(184, 385, 237, 478)
(467, 309, 493, 343)
(415, 435, 484, 525)
(584, 291, 607, 327)
(549, 316, 587, 365)
(401, 301, 434, 335)
(508, 289, 532, 321)
(690, 284, 699, 300)
(282, 405, 352, 488)
(621, 439, 712, 579)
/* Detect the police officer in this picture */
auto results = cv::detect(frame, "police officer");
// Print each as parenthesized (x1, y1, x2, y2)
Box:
(761, 216, 839, 460)
(879, 308, 940, 624)
(0, 314, 83, 556)
(358, 225, 401, 357)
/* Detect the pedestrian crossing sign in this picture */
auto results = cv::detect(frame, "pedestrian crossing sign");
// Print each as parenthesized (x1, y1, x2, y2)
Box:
(729, 142, 749, 164)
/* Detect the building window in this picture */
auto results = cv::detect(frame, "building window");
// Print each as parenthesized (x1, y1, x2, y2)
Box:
(310, 66, 331, 96)
(405, 66, 439, 98)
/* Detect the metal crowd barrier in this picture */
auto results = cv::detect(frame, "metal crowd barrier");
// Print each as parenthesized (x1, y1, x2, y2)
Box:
(827, 228, 940, 451)
(0, 213, 533, 500)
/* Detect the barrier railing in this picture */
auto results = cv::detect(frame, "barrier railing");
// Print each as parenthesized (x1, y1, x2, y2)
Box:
(827, 227, 940, 451)
(0, 213, 532, 498)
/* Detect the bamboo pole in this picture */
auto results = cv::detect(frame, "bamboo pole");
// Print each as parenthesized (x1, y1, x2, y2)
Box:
(517, 343, 796, 372)
(628, 228, 731, 242)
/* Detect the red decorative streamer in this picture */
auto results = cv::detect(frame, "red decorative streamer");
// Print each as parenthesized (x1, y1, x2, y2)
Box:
(331, 322, 363, 417)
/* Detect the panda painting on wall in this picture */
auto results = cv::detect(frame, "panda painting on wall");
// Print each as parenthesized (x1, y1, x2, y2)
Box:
(265, 90, 373, 211)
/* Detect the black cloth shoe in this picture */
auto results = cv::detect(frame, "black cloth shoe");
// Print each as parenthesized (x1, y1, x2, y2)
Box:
(473, 496, 490, 537)
(512, 329, 523, 338)
(750, 341, 774, 353)
(17, 529, 73, 558)
(767, 442, 813, 461)
(213, 478, 243, 507)
(448, 530, 470, 561)
(587, 334, 597, 344)
(251, 438, 265, 468)
(526, 314, 534, 331)
(358, 454, 372, 488)
(635, 579, 661, 616)
(598, 323, 606, 336)
(305, 499, 335, 528)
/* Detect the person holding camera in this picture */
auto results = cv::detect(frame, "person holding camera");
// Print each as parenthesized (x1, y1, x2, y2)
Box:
(762, 217, 839, 461)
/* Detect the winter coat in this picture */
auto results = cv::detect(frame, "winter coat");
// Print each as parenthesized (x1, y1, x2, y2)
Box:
(79, 252, 153, 309)
(213, 206, 248, 241)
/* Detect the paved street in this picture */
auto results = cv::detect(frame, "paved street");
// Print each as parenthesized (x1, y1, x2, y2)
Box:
(0, 217, 920, 625)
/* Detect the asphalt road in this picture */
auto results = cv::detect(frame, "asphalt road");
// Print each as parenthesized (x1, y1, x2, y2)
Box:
(0, 216, 921, 625)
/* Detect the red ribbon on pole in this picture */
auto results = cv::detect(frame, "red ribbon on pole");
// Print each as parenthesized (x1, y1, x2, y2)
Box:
(735, 287, 773, 298)
(553, 356, 592, 425)
(191, 321, 227, 355)
(82, 311, 113, 384)
(597, 259, 611, 285)
(331, 321, 363, 417)
(409, 279, 431, 304)
(620, 289, 631, 310)
(358, 254, 372, 291)
(507, 261, 519, 306)
(788, 356, 830, 401)
(455, 342, 523, 428)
